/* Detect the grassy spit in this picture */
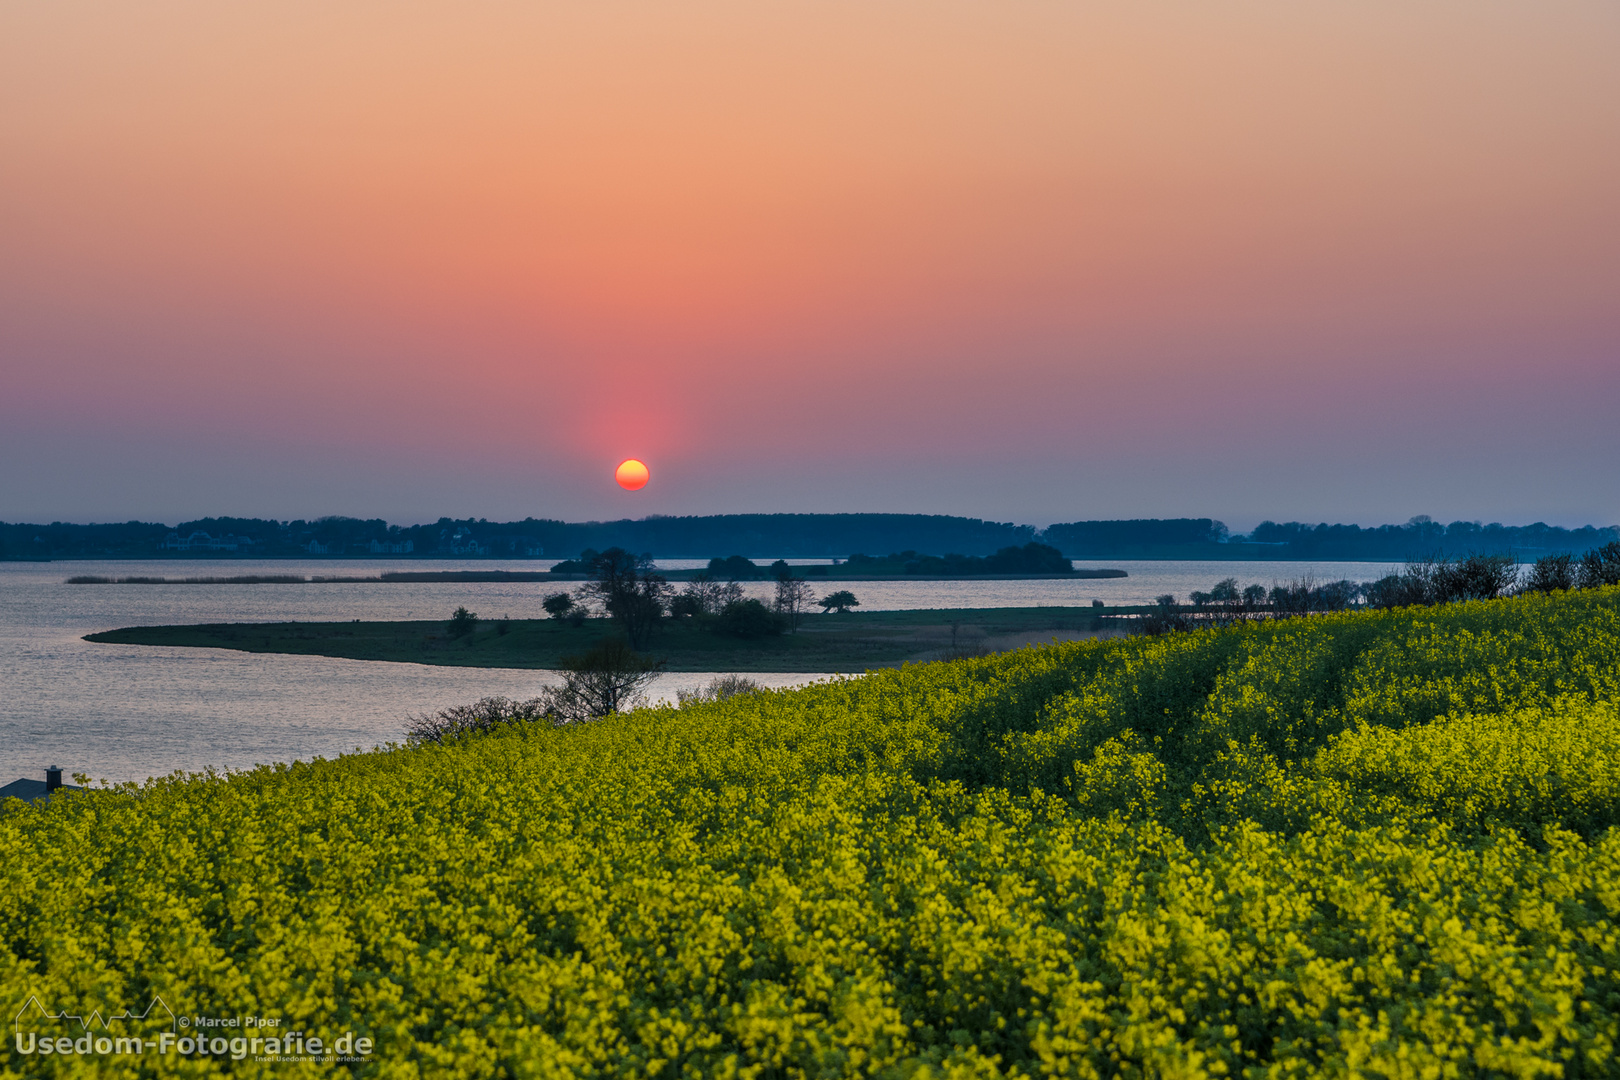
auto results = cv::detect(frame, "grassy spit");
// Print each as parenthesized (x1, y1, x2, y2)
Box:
(84, 606, 1137, 672)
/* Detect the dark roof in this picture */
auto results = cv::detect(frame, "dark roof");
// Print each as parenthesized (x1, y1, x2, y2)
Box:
(0, 778, 82, 804)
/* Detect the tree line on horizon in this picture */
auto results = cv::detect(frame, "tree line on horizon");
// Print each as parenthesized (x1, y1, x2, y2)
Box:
(2, 512, 1614, 562)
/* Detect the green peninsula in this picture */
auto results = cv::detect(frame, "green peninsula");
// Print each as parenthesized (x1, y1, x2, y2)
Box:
(85, 606, 1131, 673)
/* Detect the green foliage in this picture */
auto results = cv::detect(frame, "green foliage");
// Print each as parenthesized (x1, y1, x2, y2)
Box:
(6, 586, 1620, 1076)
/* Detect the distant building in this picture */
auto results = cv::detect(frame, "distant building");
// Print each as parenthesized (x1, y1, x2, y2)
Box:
(0, 768, 81, 804)
(368, 539, 414, 554)
(447, 529, 487, 556)
(161, 531, 250, 552)
(306, 539, 333, 554)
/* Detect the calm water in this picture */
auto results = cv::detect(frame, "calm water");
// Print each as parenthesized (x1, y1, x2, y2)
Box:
(1, 557, 1398, 784)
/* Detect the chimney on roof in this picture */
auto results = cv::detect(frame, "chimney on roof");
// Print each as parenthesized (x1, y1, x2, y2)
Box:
(45, 766, 62, 794)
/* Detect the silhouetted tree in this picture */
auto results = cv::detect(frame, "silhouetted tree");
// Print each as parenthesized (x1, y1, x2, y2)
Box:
(582, 548, 671, 649)
(547, 637, 664, 718)
(773, 565, 817, 632)
(818, 589, 860, 614)
(713, 598, 786, 638)
(708, 555, 764, 580)
(673, 573, 744, 617)
(447, 606, 479, 638)
(1433, 552, 1519, 602)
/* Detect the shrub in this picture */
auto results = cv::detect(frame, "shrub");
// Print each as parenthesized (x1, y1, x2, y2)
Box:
(668, 592, 703, 618)
(1433, 551, 1520, 601)
(446, 605, 478, 638)
(406, 641, 662, 744)
(673, 576, 743, 618)
(541, 591, 576, 619)
(1365, 553, 1520, 608)
(1364, 568, 1432, 608)
(712, 598, 786, 638)
(1581, 540, 1620, 588)
(547, 637, 663, 719)
(1139, 594, 1192, 635)
(1524, 552, 1578, 593)
(405, 695, 551, 743)
(675, 674, 764, 707)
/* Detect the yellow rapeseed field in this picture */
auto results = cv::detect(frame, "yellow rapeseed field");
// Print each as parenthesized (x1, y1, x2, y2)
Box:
(4, 587, 1620, 1077)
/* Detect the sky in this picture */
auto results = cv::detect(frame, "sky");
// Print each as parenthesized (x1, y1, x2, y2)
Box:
(2, 1, 1617, 531)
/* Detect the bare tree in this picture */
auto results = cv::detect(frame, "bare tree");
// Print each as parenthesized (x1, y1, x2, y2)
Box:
(581, 548, 672, 649)
(773, 570, 818, 632)
(545, 638, 664, 719)
(1433, 552, 1519, 602)
(1524, 553, 1577, 593)
(673, 573, 744, 617)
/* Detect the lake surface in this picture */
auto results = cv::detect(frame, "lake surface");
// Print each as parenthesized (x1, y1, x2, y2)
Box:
(1, 557, 1400, 785)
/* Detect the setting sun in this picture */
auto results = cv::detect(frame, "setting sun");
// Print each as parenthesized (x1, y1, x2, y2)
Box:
(614, 459, 650, 491)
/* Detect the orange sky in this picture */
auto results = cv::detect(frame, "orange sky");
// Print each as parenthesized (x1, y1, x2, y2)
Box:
(2, 1, 1617, 525)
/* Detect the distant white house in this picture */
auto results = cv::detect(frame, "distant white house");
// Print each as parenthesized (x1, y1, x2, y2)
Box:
(368, 539, 414, 554)
(448, 529, 487, 556)
(306, 539, 333, 554)
(161, 531, 249, 552)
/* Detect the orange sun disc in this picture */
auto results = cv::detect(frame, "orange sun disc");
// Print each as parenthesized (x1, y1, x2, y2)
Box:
(615, 458, 650, 490)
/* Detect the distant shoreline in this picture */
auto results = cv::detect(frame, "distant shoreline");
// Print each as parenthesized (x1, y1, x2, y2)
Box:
(12, 513, 1611, 564)
(65, 567, 1130, 585)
